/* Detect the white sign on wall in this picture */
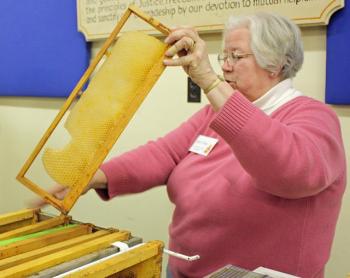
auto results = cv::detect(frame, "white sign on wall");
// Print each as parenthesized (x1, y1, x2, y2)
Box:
(77, 0, 344, 40)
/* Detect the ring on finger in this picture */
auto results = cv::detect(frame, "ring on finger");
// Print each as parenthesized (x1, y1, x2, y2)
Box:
(189, 39, 195, 52)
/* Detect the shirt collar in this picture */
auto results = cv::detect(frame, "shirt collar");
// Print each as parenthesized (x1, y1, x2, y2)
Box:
(253, 79, 303, 115)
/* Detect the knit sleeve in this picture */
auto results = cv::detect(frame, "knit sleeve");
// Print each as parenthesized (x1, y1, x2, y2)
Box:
(96, 105, 212, 200)
(210, 92, 345, 199)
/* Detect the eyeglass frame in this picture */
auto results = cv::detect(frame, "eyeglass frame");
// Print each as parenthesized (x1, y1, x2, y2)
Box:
(217, 51, 253, 67)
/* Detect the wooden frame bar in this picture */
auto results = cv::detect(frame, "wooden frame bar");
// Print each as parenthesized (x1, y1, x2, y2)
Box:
(0, 208, 39, 233)
(0, 208, 38, 226)
(0, 215, 69, 241)
(16, 5, 170, 215)
(67, 240, 163, 278)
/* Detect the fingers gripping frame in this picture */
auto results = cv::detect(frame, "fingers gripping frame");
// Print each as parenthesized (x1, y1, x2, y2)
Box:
(16, 5, 171, 215)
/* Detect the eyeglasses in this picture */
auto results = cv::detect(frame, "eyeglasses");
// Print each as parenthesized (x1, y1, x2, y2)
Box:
(217, 52, 253, 67)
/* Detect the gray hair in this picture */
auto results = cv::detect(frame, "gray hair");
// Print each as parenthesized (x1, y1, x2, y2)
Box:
(224, 12, 304, 79)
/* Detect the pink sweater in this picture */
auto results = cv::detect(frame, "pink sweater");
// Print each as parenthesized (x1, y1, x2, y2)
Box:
(99, 92, 346, 278)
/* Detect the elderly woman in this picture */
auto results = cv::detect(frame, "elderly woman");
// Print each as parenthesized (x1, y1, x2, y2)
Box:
(37, 13, 345, 278)
(159, 13, 346, 277)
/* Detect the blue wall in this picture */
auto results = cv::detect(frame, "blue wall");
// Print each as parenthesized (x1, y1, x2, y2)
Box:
(0, 1, 90, 97)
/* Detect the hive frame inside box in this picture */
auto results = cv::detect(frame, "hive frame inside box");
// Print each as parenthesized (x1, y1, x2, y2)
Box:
(16, 5, 170, 215)
(0, 208, 163, 277)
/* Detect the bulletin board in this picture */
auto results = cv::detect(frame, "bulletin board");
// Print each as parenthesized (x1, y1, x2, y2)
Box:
(0, 1, 90, 97)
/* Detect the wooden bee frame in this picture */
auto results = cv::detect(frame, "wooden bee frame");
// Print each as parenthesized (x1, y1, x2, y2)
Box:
(16, 5, 170, 215)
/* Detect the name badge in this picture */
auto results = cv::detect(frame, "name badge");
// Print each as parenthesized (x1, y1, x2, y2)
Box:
(189, 135, 218, 156)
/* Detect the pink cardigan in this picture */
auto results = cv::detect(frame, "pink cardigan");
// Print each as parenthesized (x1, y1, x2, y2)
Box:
(98, 92, 346, 278)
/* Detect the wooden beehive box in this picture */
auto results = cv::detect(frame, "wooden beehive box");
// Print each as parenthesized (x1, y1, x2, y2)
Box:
(0, 208, 163, 277)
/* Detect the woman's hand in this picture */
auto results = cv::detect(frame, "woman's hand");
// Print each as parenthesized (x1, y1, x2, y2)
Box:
(28, 184, 69, 208)
(163, 27, 217, 90)
(28, 169, 107, 208)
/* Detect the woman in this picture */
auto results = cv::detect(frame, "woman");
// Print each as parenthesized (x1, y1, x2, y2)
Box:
(40, 13, 346, 278)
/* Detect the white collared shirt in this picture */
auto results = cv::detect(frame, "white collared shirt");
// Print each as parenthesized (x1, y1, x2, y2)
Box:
(253, 79, 303, 115)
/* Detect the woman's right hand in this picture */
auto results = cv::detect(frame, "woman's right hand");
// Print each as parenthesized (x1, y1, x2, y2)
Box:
(29, 168, 107, 208)
(163, 26, 218, 90)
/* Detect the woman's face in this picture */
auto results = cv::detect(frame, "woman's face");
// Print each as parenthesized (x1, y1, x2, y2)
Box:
(222, 27, 278, 102)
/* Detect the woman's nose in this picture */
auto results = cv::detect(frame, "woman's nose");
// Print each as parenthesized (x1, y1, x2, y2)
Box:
(221, 60, 233, 72)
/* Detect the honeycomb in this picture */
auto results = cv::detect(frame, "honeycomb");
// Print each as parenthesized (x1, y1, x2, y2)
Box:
(42, 31, 167, 187)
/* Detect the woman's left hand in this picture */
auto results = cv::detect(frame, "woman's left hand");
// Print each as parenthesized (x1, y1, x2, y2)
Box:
(163, 27, 217, 90)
